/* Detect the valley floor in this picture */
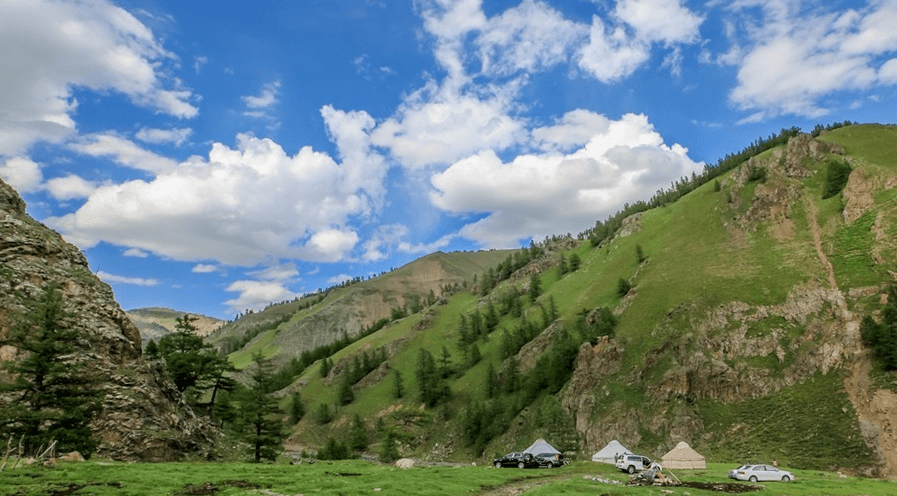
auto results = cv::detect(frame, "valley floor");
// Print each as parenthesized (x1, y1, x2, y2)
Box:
(1, 460, 895, 496)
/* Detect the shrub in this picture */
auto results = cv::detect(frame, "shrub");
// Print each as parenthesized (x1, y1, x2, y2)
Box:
(822, 158, 852, 199)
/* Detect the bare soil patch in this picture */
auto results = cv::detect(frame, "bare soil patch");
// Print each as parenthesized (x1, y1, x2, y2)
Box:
(680, 481, 762, 493)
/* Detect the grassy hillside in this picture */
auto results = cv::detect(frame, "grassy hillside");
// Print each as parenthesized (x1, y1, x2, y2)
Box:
(216, 125, 897, 477)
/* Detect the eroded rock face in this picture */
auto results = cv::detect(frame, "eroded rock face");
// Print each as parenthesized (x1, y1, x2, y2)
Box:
(0, 178, 218, 461)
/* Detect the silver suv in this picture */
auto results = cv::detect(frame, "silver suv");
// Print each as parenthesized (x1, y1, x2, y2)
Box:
(615, 454, 651, 474)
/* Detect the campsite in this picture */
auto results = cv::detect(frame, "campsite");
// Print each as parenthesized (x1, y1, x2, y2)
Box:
(2, 456, 896, 496)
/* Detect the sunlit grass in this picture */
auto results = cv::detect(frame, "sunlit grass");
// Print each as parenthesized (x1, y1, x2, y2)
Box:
(1, 460, 894, 496)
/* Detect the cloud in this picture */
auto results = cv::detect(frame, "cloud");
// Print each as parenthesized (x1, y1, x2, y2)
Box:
(0, 0, 196, 157)
(326, 274, 355, 285)
(224, 279, 299, 314)
(44, 174, 97, 200)
(361, 224, 411, 262)
(474, 0, 588, 76)
(532, 110, 612, 153)
(370, 80, 526, 168)
(578, 0, 702, 82)
(97, 270, 159, 286)
(242, 80, 281, 116)
(191, 263, 218, 273)
(70, 134, 178, 173)
(724, 0, 897, 118)
(135, 127, 193, 146)
(429, 112, 703, 247)
(124, 248, 149, 258)
(47, 133, 381, 265)
(248, 263, 298, 282)
(0, 157, 43, 193)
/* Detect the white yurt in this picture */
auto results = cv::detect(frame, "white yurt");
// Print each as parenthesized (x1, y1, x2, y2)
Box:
(523, 438, 560, 455)
(660, 441, 706, 469)
(591, 440, 632, 463)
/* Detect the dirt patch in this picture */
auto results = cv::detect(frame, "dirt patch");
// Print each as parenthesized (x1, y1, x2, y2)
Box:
(181, 480, 263, 495)
(680, 481, 762, 493)
(845, 354, 897, 478)
(47, 481, 123, 496)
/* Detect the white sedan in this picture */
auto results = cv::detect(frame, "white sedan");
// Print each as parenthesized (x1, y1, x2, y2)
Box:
(733, 464, 795, 482)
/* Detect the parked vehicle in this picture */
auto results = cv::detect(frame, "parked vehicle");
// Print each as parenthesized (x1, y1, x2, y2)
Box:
(534, 452, 565, 468)
(732, 464, 795, 482)
(728, 465, 750, 479)
(493, 452, 538, 468)
(615, 454, 652, 474)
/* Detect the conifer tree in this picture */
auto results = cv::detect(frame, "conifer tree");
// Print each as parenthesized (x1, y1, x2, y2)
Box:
(528, 272, 542, 303)
(0, 284, 102, 455)
(289, 391, 304, 424)
(392, 369, 404, 399)
(349, 414, 368, 453)
(235, 352, 287, 462)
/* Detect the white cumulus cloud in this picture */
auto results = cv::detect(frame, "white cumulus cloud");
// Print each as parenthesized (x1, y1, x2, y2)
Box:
(725, 0, 897, 119)
(97, 270, 159, 286)
(0, 157, 43, 193)
(46, 133, 385, 265)
(429, 112, 703, 247)
(0, 0, 196, 157)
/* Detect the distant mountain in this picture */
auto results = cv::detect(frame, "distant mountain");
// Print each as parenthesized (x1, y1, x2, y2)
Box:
(216, 124, 897, 477)
(128, 307, 224, 343)
(207, 249, 515, 368)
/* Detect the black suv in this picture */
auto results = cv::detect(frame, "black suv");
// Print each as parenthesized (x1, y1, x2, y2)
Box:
(493, 452, 538, 468)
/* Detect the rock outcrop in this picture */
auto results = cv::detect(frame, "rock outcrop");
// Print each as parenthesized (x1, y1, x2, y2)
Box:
(0, 177, 218, 461)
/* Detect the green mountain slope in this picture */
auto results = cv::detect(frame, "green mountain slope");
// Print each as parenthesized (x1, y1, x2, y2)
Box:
(220, 125, 897, 477)
(208, 250, 515, 368)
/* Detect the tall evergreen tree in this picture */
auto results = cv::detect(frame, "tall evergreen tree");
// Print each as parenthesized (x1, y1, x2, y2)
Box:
(392, 369, 404, 399)
(338, 374, 355, 405)
(288, 391, 304, 424)
(156, 314, 234, 413)
(349, 414, 368, 453)
(235, 352, 287, 462)
(528, 272, 542, 303)
(0, 284, 102, 455)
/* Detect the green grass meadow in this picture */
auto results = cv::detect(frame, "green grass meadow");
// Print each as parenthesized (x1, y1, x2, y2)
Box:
(2, 460, 894, 496)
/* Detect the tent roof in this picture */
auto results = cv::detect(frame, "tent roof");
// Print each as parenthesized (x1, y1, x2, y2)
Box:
(523, 438, 560, 455)
(591, 440, 632, 461)
(661, 441, 705, 461)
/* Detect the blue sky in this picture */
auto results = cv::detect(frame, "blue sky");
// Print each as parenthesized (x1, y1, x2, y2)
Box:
(2, 0, 896, 319)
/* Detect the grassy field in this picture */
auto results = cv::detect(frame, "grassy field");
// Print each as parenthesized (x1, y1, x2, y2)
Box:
(1, 460, 894, 496)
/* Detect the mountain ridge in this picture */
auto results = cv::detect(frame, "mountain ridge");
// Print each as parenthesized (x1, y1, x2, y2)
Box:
(231, 124, 896, 476)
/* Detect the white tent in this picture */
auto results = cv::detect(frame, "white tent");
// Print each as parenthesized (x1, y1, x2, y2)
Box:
(660, 441, 706, 470)
(523, 438, 560, 455)
(591, 440, 632, 463)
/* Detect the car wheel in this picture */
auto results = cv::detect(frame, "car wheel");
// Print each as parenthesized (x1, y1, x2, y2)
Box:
(627, 465, 635, 474)
(495, 461, 502, 468)
(749, 476, 758, 482)
(782, 475, 791, 482)
(518, 461, 525, 469)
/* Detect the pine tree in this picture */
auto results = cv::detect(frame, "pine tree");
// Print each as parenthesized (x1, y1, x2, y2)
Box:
(338, 374, 355, 405)
(156, 314, 233, 414)
(289, 392, 305, 424)
(569, 252, 582, 271)
(0, 284, 102, 455)
(235, 352, 287, 462)
(379, 429, 400, 463)
(392, 370, 404, 399)
(528, 272, 542, 303)
(349, 414, 368, 453)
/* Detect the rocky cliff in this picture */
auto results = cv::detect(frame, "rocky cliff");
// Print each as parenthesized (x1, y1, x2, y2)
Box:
(0, 177, 218, 461)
